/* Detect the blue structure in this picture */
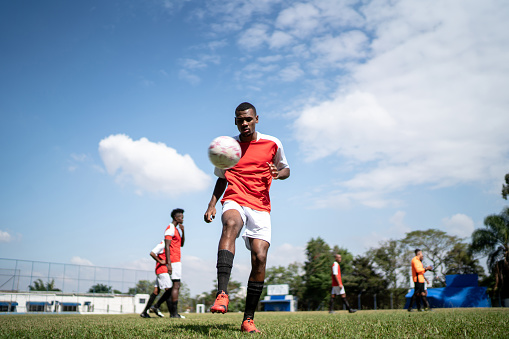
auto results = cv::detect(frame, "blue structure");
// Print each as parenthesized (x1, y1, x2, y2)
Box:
(261, 284, 297, 312)
(405, 274, 491, 309)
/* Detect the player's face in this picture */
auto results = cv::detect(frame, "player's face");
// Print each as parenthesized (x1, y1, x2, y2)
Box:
(235, 108, 258, 141)
(417, 251, 423, 260)
(174, 213, 184, 224)
(335, 255, 342, 263)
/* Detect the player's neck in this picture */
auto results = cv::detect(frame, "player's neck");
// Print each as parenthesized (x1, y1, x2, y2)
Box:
(239, 131, 257, 143)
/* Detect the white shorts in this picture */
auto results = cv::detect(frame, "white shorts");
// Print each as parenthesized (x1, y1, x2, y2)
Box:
(155, 273, 172, 289)
(222, 200, 271, 250)
(170, 261, 182, 280)
(331, 286, 345, 295)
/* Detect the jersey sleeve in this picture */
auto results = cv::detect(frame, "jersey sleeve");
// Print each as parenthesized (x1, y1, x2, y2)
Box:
(164, 225, 175, 239)
(272, 138, 289, 171)
(151, 241, 165, 255)
(214, 166, 226, 179)
(332, 263, 339, 275)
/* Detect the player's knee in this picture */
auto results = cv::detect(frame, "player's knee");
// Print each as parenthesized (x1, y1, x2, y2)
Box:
(222, 219, 241, 238)
(253, 251, 267, 267)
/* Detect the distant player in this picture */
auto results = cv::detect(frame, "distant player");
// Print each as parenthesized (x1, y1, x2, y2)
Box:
(329, 254, 357, 313)
(164, 208, 186, 318)
(408, 249, 432, 312)
(140, 241, 172, 318)
(204, 102, 290, 333)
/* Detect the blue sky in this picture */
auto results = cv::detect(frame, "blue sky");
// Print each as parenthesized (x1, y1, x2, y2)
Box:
(1, 0, 508, 296)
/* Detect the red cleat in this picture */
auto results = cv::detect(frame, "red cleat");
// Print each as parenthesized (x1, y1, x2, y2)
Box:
(241, 318, 261, 333)
(210, 291, 229, 314)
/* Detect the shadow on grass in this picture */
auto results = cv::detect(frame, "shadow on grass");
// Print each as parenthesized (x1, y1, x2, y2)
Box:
(162, 323, 238, 336)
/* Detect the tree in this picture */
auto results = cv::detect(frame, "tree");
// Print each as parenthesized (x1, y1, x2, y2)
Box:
(367, 239, 406, 289)
(128, 280, 154, 295)
(88, 283, 112, 294)
(350, 254, 386, 295)
(502, 173, 509, 200)
(29, 279, 61, 292)
(302, 237, 332, 310)
(402, 229, 460, 284)
(470, 206, 509, 300)
(263, 263, 304, 306)
(444, 242, 485, 276)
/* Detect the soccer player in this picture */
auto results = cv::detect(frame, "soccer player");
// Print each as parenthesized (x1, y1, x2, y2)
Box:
(408, 249, 432, 312)
(140, 241, 172, 318)
(163, 208, 186, 318)
(329, 254, 357, 313)
(204, 102, 290, 333)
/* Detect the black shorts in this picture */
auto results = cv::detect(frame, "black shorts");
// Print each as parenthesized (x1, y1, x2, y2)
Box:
(414, 282, 425, 295)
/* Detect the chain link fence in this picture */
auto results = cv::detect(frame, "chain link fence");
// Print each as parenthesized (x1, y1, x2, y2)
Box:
(0, 258, 152, 295)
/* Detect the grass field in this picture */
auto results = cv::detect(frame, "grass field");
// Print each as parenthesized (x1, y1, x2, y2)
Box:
(1, 308, 508, 338)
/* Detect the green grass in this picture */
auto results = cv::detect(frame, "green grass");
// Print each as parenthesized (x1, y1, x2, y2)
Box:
(1, 309, 508, 338)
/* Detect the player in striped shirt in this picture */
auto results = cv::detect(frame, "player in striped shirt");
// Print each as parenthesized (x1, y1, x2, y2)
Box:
(204, 102, 290, 333)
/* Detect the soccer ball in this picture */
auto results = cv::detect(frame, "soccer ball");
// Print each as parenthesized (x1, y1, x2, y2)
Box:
(208, 136, 242, 169)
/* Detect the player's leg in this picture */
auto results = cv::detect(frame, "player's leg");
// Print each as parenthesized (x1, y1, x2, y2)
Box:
(151, 273, 171, 317)
(340, 292, 356, 313)
(329, 291, 336, 313)
(141, 286, 159, 317)
(241, 238, 268, 333)
(211, 204, 244, 313)
(169, 280, 182, 317)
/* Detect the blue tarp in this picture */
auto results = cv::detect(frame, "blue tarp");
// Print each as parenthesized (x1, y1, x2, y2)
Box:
(61, 302, 81, 306)
(405, 274, 491, 308)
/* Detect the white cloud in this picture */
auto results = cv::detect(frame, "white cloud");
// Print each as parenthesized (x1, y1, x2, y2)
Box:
(70, 256, 94, 266)
(276, 3, 321, 39)
(278, 63, 304, 82)
(358, 210, 411, 250)
(294, 0, 509, 207)
(178, 69, 201, 85)
(0, 230, 12, 243)
(441, 214, 475, 238)
(98, 134, 211, 197)
(238, 24, 269, 50)
(267, 243, 305, 267)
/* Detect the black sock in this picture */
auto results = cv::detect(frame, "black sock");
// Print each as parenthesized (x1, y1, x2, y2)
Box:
(329, 298, 334, 312)
(243, 281, 264, 321)
(171, 301, 178, 316)
(409, 295, 416, 309)
(166, 298, 173, 315)
(217, 250, 234, 294)
(342, 297, 352, 311)
(421, 296, 429, 308)
(155, 289, 172, 309)
(143, 293, 157, 313)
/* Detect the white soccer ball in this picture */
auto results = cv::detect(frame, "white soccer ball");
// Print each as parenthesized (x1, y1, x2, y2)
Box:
(208, 136, 242, 169)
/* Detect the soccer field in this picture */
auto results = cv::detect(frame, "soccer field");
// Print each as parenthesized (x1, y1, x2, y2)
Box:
(1, 309, 508, 338)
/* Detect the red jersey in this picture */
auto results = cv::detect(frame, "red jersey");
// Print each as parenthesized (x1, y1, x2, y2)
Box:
(332, 262, 343, 287)
(151, 241, 167, 275)
(164, 224, 182, 263)
(214, 132, 289, 212)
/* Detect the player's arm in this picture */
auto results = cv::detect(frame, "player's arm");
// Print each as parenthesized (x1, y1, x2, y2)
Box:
(164, 239, 172, 275)
(150, 251, 164, 265)
(204, 177, 227, 223)
(179, 224, 185, 247)
(267, 163, 290, 180)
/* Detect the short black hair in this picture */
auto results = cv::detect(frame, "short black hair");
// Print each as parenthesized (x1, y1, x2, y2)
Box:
(415, 249, 422, 255)
(171, 208, 184, 220)
(235, 102, 256, 115)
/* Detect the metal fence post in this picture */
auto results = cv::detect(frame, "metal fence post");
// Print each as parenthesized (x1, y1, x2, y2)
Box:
(374, 294, 377, 310)
(358, 293, 362, 310)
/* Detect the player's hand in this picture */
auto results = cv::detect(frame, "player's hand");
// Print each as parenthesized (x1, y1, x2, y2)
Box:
(178, 224, 184, 231)
(426, 265, 433, 271)
(267, 162, 279, 178)
(204, 206, 216, 223)
(167, 263, 172, 275)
